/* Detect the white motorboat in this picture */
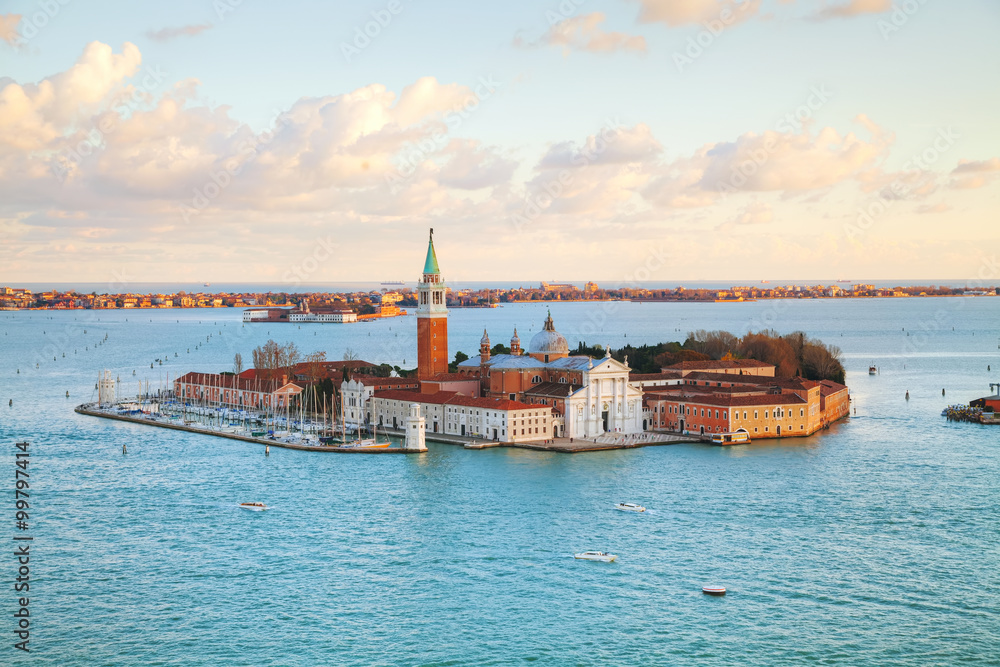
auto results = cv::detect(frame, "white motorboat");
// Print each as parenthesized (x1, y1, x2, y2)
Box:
(239, 502, 267, 511)
(574, 551, 617, 562)
(615, 503, 646, 512)
(702, 586, 726, 596)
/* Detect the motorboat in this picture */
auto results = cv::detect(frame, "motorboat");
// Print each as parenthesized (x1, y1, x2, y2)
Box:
(574, 551, 617, 562)
(710, 430, 750, 445)
(702, 586, 727, 596)
(869, 363, 877, 375)
(615, 503, 646, 512)
(339, 438, 390, 449)
(239, 502, 267, 511)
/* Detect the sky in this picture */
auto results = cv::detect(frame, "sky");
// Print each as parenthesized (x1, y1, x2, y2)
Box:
(1, 0, 998, 286)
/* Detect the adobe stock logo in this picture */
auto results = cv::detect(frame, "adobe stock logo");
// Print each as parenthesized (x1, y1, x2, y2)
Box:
(340, 0, 409, 63)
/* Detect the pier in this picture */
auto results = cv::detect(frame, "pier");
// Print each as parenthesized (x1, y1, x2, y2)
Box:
(376, 427, 698, 453)
(75, 403, 414, 453)
(77, 403, 700, 454)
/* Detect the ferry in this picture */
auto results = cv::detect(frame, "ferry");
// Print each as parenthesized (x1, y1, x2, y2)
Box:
(574, 551, 618, 562)
(710, 429, 750, 445)
(239, 502, 267, 511)
(615, 503, 646, 513)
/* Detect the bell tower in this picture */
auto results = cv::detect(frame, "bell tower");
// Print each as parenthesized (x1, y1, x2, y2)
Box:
(416, 228, 448, 379)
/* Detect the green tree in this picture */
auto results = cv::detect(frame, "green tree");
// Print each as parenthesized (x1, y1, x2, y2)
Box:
(449, 351, 470, 372)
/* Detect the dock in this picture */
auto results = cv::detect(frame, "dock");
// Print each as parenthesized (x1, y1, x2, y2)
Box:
(376, 427, 698, 453)
(74, 404, 413, 453)
(77, 403, 701, 454)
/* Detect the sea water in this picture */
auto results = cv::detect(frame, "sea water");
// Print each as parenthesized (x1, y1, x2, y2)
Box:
(0, 297, 998, 666)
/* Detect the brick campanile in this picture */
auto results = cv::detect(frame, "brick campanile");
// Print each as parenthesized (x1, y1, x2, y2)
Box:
(416, 228, 448, 380)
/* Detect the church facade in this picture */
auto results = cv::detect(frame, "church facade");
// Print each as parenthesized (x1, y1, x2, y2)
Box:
(457, 312, 643, 439)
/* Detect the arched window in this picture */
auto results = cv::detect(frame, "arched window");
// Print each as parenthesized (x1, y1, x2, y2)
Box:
(559, 377, 566, 383)
(531, 375, 542, 384)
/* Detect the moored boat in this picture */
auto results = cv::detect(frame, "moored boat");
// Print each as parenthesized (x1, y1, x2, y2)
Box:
(710, 429, 750, 446)
(615, 502, 646, 512)
(574, 551, 617, 562)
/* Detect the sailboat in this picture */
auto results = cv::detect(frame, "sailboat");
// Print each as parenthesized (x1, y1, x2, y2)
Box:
(337, 391, 390, 449)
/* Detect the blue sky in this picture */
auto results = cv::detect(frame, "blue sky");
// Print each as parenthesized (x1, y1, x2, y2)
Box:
(1, 0, 998, 284)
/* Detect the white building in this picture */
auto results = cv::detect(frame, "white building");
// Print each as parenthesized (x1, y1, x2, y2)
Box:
(371, 390, 553, 443)
(339, 375, 421, 431)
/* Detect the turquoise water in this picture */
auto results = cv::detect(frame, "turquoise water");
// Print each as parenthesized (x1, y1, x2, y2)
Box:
(1, 298, 998, 665)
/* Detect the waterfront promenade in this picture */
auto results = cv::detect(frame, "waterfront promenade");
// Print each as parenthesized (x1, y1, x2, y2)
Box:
(77, 403, 697, 453)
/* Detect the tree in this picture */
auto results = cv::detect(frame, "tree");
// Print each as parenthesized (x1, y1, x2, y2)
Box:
(233, 352, 243, 375)
(449, 351, 469, 372)
(302, 351, 327, 383)
(490, 343, 511, 356)
(251, 340, 301, 380)
(343, 348, 359, 361)
(370, 363, 391, 378)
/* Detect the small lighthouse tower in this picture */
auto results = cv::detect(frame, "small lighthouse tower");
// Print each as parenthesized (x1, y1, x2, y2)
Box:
(404, 403, 427, 451)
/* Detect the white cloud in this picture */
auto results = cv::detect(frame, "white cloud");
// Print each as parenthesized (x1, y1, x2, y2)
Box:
(631, 0, 762, 27)
(0, 41, 142, 153)
(531, 12, 647, 55)
(437, 140, 517, 190)
(644, 115, 893, 208)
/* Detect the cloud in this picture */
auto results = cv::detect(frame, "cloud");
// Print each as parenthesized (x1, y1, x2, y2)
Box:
(915, 203, 951, 215)
(437, 140, 517, 190)
(146, 24, 213, 42)
(950, 157, 1000, 189)
(0, 13, 20, 45)
(529, 12, 646, 55)
(0, 41, 142, 151)
(0, 42, 513, 225)
(812, 0, 893, 20)
(952, 157, 1000, 174)
(727, 200, 773, 227)
(537, 123, 663, 169)
(644, 115, 893, 208)
(631, 0, 762, 28)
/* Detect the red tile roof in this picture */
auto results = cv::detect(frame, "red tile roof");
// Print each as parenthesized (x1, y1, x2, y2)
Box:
(175, 371, 295, 393)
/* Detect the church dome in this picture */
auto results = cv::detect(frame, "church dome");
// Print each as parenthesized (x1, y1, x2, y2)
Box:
(528, 312, 569, 356)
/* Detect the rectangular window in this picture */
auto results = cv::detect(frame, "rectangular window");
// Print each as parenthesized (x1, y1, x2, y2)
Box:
(800, 408, 804, 417)
(754, 411, 758, 419)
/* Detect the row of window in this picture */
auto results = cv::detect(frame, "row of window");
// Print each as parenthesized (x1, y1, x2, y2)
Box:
(654, 404, 806, 421)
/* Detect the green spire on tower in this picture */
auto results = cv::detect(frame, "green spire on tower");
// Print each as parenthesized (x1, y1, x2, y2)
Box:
(423, 227, 440, 275)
